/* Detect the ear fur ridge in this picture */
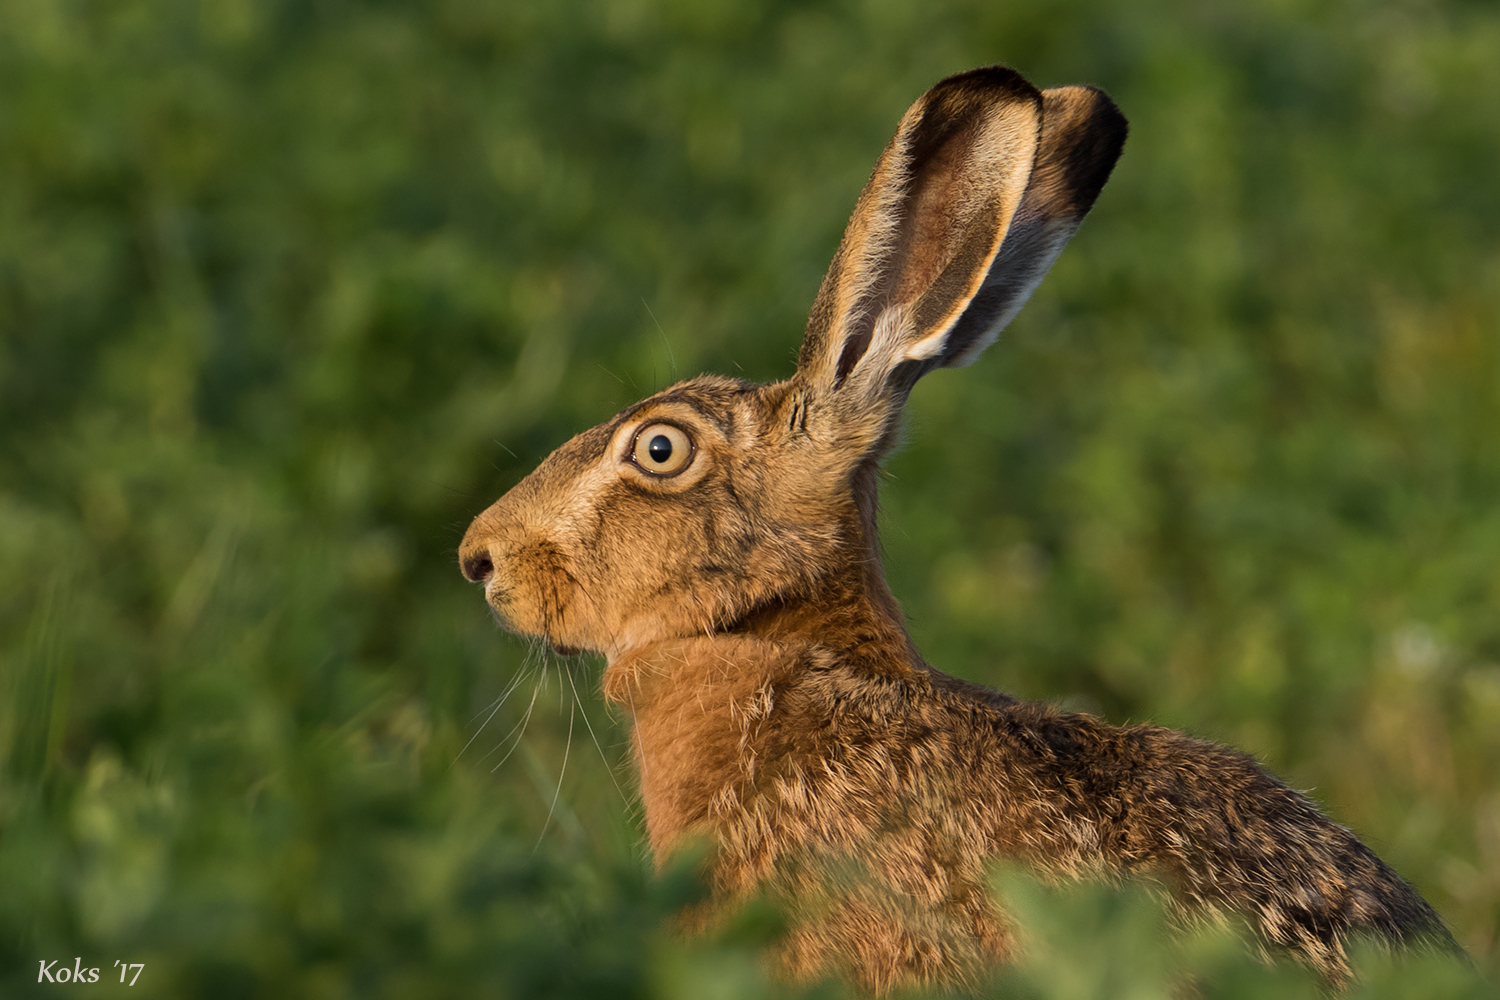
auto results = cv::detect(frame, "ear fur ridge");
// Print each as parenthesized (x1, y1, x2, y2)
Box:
(941, 85, 1128, 368)
(844, 302, 917, 402)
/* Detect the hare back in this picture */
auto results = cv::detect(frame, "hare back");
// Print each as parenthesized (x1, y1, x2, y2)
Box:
(606, 636, 1450, 990)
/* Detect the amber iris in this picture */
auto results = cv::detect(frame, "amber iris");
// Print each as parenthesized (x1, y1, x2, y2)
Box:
(631, 423, 692, 475)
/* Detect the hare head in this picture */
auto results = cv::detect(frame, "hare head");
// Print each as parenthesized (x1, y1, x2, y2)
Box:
(459, 67, 1126, 662)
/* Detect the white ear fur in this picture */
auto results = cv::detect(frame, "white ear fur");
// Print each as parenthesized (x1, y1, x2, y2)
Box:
(840, 302, 918, 402)
(903, 312, 958, 363)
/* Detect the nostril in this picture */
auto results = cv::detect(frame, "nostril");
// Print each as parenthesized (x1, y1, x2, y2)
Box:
(461, 551, 494, 584)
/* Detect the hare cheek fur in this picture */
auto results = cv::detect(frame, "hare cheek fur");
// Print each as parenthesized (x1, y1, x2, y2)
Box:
(459, 67, 1454, 992)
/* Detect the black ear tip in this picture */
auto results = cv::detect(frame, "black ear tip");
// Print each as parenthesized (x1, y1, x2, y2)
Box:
(1037, 85, 1129, 210)
(1048, 85, 1129, 149)
(930, 64, 1042, 106)
(1082, 96, 1129, 189)
(1082, 85, 1130, 150)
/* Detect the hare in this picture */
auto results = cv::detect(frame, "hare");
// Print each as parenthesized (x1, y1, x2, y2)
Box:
(458, 66, 1453, 992)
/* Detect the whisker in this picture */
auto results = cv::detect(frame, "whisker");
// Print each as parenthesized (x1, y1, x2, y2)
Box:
(642, 298, 678, 381)
(453, 660, 533, 766)
(533, 692, 575, 854)
(475, 662, 530, 725)
(566, 660, 630, 806)
(563, 576, 647, 795)
(625, 684, 650, 791)
(489, 672, 543, 772)
(595, 361, 628, 386)
(569, 575, 626, 662)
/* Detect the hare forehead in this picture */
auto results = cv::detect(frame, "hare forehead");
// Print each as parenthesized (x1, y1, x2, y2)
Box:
(504, 383, 791, 542)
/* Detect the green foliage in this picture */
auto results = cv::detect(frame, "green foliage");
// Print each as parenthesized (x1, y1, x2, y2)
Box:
(964, 873, 1488, 1000)
(0, 0, 1496, 996)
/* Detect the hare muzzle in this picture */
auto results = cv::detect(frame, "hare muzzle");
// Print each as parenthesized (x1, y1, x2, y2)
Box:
(458, 421, 619, 654)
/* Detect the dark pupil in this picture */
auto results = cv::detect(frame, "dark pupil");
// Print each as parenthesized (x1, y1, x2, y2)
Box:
(647, 434, 673, 464)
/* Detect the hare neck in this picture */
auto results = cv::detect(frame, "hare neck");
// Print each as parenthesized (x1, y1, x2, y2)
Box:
(730, 571, 919, 679)
(722, 453, 917, 673)
(601, 452, 919, 679)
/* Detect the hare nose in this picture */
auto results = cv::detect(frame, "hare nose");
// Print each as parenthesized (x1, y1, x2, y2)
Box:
(460, 547, 494, 584)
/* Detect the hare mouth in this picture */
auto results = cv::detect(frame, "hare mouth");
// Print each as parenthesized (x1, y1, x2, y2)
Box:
(548, 640, 582, 657)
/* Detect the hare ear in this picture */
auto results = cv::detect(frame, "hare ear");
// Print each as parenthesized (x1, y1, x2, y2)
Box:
(795, 69, 1126, 435)
(942, 85, 1129, 367)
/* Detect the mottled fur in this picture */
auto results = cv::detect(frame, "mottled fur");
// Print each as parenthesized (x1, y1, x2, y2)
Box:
(459, 67, 1454, 992)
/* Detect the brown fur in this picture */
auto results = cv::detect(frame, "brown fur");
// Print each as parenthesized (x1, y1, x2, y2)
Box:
(459, 67, 1455, 992)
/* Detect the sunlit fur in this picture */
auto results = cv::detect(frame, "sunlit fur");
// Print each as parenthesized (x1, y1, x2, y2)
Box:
(460, 67, 1455, 993)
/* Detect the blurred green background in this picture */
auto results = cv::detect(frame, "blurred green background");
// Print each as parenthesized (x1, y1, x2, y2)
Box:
(1, 0, 1496, 996)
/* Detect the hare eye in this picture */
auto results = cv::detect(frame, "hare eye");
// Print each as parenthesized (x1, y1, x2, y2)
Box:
(631, 423, 693, 476)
